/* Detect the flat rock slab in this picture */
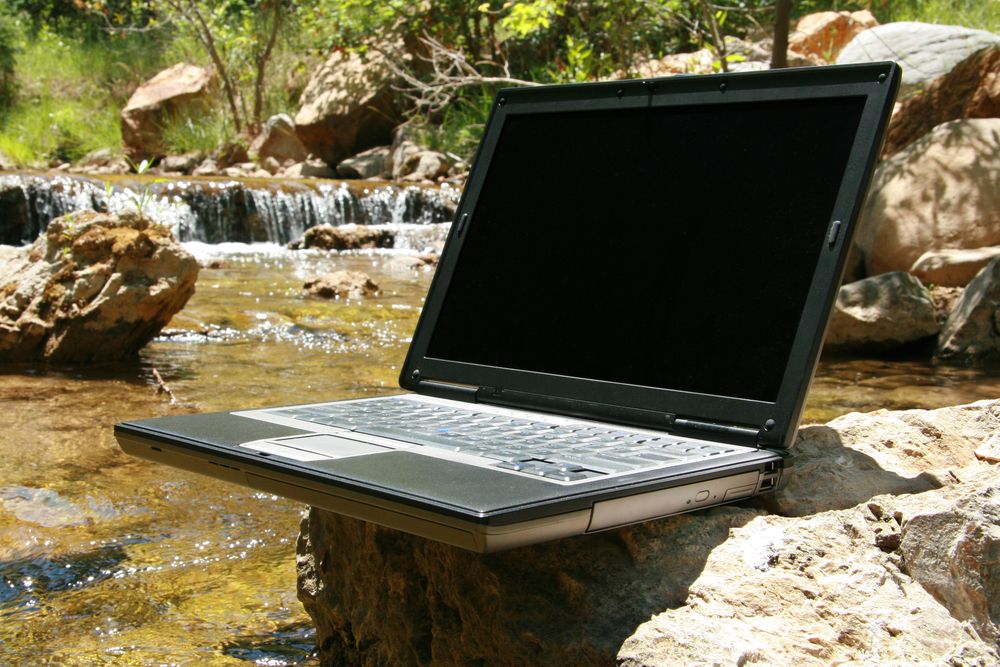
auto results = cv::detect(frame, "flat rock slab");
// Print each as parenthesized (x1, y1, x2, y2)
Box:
(296, 400, 1000, 666)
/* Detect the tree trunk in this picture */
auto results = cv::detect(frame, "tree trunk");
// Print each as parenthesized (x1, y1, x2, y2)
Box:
(252, 0, 282, 132)
(771, 0, 793, 69)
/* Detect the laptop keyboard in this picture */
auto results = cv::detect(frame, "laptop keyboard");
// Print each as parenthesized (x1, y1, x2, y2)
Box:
(271, 397, 740, 482)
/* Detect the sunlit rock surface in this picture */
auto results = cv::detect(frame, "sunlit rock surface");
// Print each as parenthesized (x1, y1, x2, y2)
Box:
(296, 400, 1000, 666)
(936, 257, 1000, 366)
(303, 270, 381, 300)
(0, 210, 198, 363)
(855, 118, 1000, 276)
(121, 63, 213, 161)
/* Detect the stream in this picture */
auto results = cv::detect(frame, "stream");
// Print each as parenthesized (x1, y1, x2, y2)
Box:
(1, 173, 999, 664)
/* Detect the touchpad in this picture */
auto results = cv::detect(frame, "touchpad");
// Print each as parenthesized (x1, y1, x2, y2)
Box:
(273, 435, 391, 459)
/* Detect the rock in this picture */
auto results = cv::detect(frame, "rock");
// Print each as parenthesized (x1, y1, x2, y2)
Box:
(929, 284, 965, 325)
(788, 10, 878, 63)
(248, 113, 308, 164)
(824, 272, 939, 352)
(336, 145, 390, 179)
(0, 210, 198, 364)
(294, 45, 402, 166)
(297, 400, 1000, 667)
(90, 157, 130, 176)
(261, 156, 281, 175)
(299, 223, 394, 250)
(389, 140, 423, 180)
(213, 142, 249, 169)
(769, 399, 997, 517)
(400, 150, 450, 183)
(910, 246, 1000, 287)
(855, 118, 1000, 276)
(976, 432, 1000, 463)
(303, 270, 380, 299)
(120, 63, 213, 161)
(837, 22, 1000, 93)
(0, 151, 14, 171)
(620, 470, 1000, 667)
(78, 147, 115, 167)
(280, 157, 337, 179)
(191, 158, 218, 176)
(935, 256, 1000, 366)
(385, 253, 439, 272)
(159, 152, 202, 174)
(884, 46, 1000, 156)
(899, 470, 1000, 644)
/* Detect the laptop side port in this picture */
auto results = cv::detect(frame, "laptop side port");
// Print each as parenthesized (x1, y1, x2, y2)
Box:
(757, 462, 782, 493)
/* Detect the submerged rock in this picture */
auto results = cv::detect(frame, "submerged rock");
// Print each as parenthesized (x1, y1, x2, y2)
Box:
(296, 399, 1000, 666)
(303, 270, 380, 299)
(824, 271, 939, 352)
(0, 210, 198, 363)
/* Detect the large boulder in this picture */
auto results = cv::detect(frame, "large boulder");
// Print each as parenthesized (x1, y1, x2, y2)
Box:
(294, 47, 402, 167)
(0, 210, 198, 364)
(788, 10, 878, 63)
(884, 46, 1000, 156)
(824, 272, 940, 352)
(336, 146, 390, 179)
(855, 118, 1000, 277)
(910, 246, 1000, 287)
(248, 113, 308, 164)
(837, 22, 1000, 93)
(935, 256, 1000, 366)
(120, 63, 213, 161)
(296, 400, 1000, 666)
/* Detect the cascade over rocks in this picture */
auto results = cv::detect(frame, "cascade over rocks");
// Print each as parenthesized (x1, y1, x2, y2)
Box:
(855, 118, 1000, 277)
(296, 399, 1000, 666)
(837, 22, 1000, 93)
(884, 46, 1000, 156)
(0, 210, 198, 364)
(294, 45, 402, 166)
(824, 271, 940, 352)
(120, 63, 213, 161)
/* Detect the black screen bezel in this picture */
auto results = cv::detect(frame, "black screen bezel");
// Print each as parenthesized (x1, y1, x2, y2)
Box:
(398, 63, 900, 450)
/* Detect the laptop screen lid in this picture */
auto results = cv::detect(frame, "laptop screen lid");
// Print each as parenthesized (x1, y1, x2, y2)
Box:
(400, 64, 899, 450)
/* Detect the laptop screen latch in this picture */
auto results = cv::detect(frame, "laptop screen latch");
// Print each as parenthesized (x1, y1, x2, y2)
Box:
(414, 379, 480, 403)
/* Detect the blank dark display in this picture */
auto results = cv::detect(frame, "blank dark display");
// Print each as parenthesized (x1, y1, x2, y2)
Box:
(427, 96, 865, 402)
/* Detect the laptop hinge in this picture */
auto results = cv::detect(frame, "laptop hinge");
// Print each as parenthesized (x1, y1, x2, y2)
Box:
(672, 417, 762, 446)
(415, 379, 479, 403)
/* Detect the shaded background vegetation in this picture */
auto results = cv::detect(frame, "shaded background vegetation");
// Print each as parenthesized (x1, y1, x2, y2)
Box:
(0, 0, 996, 166)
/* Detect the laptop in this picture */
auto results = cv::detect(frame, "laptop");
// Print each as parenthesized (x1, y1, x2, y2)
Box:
(115, 62, 900, 552)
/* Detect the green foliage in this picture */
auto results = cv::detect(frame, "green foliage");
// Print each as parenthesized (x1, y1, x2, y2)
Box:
(0, 97, 120, 165)
(412, 86, 497, 158)
(160, 106, 238, 155)
(0, 10, 17, 111)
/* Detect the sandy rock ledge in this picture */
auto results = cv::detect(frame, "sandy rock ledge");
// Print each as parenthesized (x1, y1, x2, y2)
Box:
(297, 400, 1000, 666)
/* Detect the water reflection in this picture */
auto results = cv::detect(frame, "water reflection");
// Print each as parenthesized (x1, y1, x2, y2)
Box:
(0, 245, 997, 663)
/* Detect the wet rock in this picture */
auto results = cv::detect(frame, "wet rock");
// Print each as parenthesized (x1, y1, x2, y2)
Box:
(299, 223, 394, 250)
(824, 272, 939, 352)
(248, 113, 307, 164)
(788, 10, 878, 63)
(303, 270, 380, 299)
(294, 45, 402, 166)
(297, 400, 1000, 666)
(884, 46, 1000, 156)
(837, 22, 1000, 93)
(336, 145, 390, 179)
(855, 118, 1000, 276)
(935, 257, 1000, 366)
(911, 246, 1000, 287)
(385, 253, 439, 272)
(120, 63, 213, 160)
(929, 284, 965, 326)
(159, 152, 202, 174)
(0, 210, 198, 363)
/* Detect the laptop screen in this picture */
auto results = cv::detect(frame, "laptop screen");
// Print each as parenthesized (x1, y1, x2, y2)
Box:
(426, 96, 865, 403)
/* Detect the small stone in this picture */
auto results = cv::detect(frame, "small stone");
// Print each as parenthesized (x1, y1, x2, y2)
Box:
(303, 270, 380, 300)
(300, 224, 394, 251)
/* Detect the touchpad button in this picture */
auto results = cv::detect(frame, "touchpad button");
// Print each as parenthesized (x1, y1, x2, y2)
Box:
(274, 435, 391, 459)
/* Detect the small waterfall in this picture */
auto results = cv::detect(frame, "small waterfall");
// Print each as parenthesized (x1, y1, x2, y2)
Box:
(0, 173, 460, 246)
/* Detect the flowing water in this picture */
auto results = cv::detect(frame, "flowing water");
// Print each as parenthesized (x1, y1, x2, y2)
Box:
(1, 175, 1000, 664)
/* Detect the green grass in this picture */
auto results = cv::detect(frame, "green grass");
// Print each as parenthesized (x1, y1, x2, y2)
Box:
(0, 97, 120, 165)
(875, 0, 1000, 33)
(160, 106, 238, 156)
